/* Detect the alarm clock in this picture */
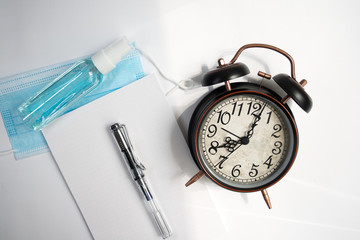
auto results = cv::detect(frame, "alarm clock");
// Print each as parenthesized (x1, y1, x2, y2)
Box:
(185, 44, 312, 209)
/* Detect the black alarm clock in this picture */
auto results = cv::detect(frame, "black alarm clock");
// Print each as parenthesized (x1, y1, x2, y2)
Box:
(185, 44, 312, 209)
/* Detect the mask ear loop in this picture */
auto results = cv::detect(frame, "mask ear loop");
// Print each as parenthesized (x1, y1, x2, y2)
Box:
(135, 47, 195, 95)
(0, 149, 18, 156)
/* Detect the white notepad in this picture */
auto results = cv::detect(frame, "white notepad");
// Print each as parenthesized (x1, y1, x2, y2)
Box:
(43, 75, 224, 240)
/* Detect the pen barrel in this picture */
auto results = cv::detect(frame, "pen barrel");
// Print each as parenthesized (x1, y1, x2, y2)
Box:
(110, 123, 171, 239)
(111, 123, 143, 180)
(150, 206, 172, 239)
(137, 178, 153, 201)
(143, 183, 171, 239)
(124, 151, 144, 180)
(111, 123, 129, 151)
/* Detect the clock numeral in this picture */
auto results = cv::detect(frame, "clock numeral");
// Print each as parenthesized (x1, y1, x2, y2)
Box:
(272, 141, 282, 155)
(216, 110, 231, 125)
(231, 101, 243, 116)
(266, 111, 272, 124)
(207, 124, 217, 138)
(215, 155, 228, 169)
(208, 140, 219, 155)
(247, 102, 262, 116)
(249, 164, 259, 177)
(231, 164, 242, 177)
(247, 102, 252, 115)
(252, 103, 262, 116)
(264, 155, 273, 169)
(271, 124, 282, 138)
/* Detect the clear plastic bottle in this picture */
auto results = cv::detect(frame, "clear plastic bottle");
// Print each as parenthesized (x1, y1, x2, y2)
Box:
(18, 39, 131, 131)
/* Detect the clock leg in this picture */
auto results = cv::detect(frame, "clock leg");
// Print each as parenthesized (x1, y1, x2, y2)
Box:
(261, 189, 272, 209)
(185, 170, 205, 187)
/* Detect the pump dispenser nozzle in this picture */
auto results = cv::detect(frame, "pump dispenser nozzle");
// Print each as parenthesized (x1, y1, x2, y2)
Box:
(91, 38, 132, 75)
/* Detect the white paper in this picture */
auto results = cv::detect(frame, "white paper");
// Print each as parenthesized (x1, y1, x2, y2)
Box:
(43, 75, 225, 240)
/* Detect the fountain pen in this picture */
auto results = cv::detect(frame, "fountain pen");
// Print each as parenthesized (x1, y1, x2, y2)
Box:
(110, 123, 171, 239)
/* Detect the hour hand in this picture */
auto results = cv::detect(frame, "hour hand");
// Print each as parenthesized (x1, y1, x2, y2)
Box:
(214, 138, 237, 153)
(221, 127, 242, 139)
(221, 127, 249, 147)
(222, 137, 238, 152)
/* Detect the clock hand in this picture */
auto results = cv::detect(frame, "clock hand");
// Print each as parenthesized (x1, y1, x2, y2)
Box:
(220, 128, 250, 151)
(213, 138, 238, 153)
(214, 138, 246, 168)
(222, 137, 239, 152)
(247, 103, 267, 139)
(214, 142, 243, 168)
(221, 127, 242, 139)
(216, 135, 247, 153)
(214, 155, 229, 169)
(220, 104, 266, 141)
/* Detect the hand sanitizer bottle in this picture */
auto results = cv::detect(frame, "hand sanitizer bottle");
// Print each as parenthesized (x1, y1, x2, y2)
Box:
(18, 38, 131, 131)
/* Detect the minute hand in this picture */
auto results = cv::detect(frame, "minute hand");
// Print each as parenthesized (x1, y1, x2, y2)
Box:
(247, 103, 267, 139)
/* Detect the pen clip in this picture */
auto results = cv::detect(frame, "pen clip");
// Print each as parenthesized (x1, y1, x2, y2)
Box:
(118, 124, 146, 171)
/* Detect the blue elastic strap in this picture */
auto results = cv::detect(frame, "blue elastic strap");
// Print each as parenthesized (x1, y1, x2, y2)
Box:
(0, 48, 145, 160)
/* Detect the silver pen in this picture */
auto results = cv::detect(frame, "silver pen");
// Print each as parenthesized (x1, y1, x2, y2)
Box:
(110, 123, 171, 239)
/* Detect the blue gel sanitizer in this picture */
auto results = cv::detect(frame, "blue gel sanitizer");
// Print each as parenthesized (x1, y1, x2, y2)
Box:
(18, 39, 131, 131)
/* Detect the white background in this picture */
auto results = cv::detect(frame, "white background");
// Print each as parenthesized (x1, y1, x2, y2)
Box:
(1, 0, 360, 239)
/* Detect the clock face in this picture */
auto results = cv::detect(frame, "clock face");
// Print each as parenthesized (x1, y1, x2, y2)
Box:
(193, 91, 298, 191)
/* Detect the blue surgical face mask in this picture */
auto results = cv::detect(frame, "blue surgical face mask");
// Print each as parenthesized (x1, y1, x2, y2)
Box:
(0, 47, 144, 160)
